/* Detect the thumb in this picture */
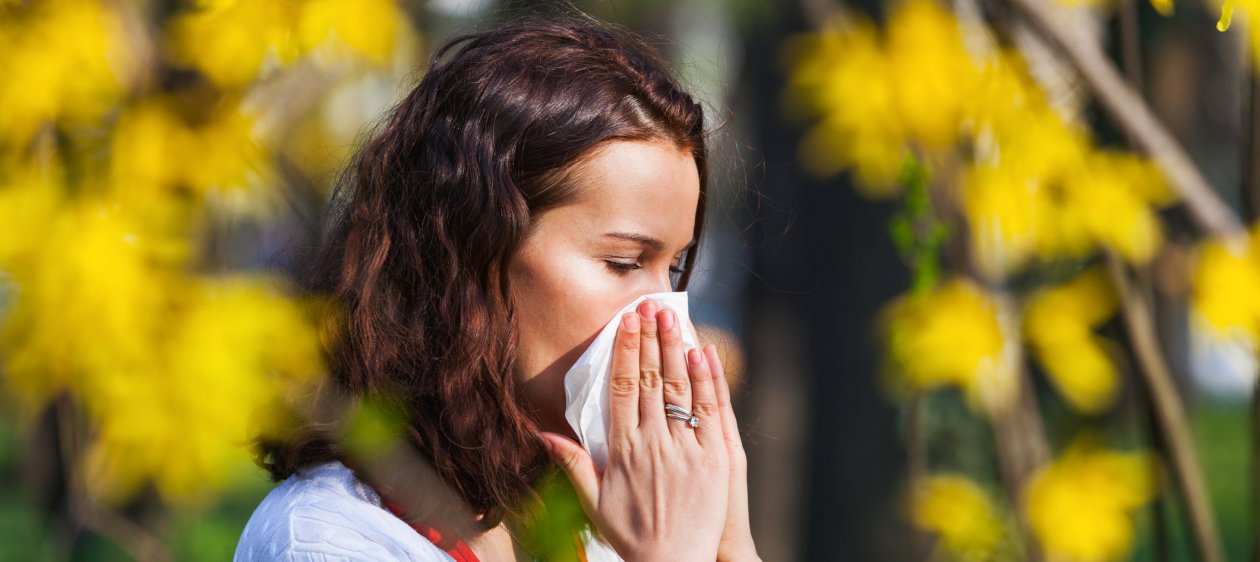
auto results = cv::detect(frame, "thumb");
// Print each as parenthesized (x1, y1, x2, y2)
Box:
(538, 431, 600, 510)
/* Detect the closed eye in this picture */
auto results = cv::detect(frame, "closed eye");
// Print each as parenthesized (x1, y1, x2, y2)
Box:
(603, 261, 687, 275)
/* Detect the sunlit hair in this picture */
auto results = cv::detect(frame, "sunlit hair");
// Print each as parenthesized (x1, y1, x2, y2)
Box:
(258, 15, 709, 529)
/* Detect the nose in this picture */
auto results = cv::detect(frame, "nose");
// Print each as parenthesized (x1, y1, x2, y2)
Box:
(642, 269, 674, 295)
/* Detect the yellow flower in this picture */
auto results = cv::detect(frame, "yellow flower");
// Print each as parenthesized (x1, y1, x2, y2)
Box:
(168, 0, 302, 87)
(911, 475, 1007, 561)
(0, 176, 323, 503)
(1023, 267, 1121, 414)
(1216, 0, 1260, 63)
(783, 0, 1176, 281)
(962, 108, 1171, 279)
(960, 163, 1048, 280)
(168, 0, 408, 86)
(1, 198, 185, 408)
(1025, 436, 1158, 562)
(784, 0, 982, 194)
(1192, 228, 1260, 344)
(298, 0, 407, 66)
(0, 0, 135, 145)
(1065, 152, 1170, 265)
(883, 280, 1018, 415)
(786, 19, 905, 194)
(183, 102, 276, 203)
(109, 98, 278, 217)
(82, 277, 324, 504)
(0, 165, 63, 267)
(886, 0, 978, 150)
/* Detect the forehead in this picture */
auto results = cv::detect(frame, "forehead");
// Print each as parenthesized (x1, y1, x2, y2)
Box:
(560, 140, 700, 244)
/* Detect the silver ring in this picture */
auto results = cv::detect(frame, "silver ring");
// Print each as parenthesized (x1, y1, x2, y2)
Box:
(664, 403, 700, 428)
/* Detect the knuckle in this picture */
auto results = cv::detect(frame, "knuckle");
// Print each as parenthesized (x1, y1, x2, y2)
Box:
(615, 333, 639, 353)
(639, 368, 662, 389)
(611, 438, 635, 461)
(663, 379, 689, 397)
(611, 376, 638, 396)
(692, 401, 719, 419)
(689, 366, 711, 384)
(640, 434, 665, 456)
(559, 450, 582, 470)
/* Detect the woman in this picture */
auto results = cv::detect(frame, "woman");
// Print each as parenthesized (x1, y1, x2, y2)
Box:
(235, 15, 758, 562)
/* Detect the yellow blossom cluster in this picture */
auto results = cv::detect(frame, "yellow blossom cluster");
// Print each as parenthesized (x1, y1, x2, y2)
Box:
(0, 0, 415, 505)
(1023, 267, 1121, 414)
(911, 474, 1009, 562)
(882, 279, 1018, 416)
(1192, 226, 1260, 347)
(785, 0, 1176, 281)
(882, 267, 1126, 418)
(0, 0, 137, 146)
(169, 0, 408, 87)
(109, 97, 274, 218)
(0, 163, 327, 505)
(1024, 437, 1158, 562)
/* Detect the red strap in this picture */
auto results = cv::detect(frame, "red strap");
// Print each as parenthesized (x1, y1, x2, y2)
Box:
(381, 499, 481, 562)
(378, 491, 588, 561)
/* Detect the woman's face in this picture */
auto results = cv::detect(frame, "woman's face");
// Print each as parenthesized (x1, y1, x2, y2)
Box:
(509, 139, 700, 438)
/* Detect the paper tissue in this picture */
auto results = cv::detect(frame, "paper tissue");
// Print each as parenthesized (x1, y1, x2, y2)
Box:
(562, 291, 701, 471)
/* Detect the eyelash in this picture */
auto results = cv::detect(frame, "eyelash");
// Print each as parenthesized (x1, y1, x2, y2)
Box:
(604, 261, 687, 276)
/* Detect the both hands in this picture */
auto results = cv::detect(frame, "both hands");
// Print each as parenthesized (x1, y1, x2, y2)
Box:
(538, 299, 760, 562)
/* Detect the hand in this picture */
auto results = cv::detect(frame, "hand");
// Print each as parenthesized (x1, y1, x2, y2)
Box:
(539, 299, 728, 561)
(702, 344, 761, 562)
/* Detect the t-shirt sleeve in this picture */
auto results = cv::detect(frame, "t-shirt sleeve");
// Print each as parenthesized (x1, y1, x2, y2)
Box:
(282, 501, 452, 561)
(235, 478, 456, 562)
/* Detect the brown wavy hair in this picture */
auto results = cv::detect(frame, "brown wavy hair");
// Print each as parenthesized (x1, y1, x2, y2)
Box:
(258, 16, 709, 530)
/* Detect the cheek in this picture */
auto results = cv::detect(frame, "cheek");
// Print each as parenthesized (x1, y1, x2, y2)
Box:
(512, 253, 636, 374)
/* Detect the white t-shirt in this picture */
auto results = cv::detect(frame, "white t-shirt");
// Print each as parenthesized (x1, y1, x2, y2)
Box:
(233, 460, 455, 561)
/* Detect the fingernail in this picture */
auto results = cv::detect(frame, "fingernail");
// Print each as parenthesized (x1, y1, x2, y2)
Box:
(687, 348, 702, 366)
(622, 312, 639, 332)
(660, 309, 675, 331)
(640, 300, 658, 319)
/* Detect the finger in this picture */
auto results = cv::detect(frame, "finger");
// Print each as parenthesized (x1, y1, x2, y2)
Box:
(608, 312, 641, 441)
(539, 432, 600, 518)
(684, 346, 723, 447)
(636, 300, 665, 431)
(704, 344, 753, 552)
(657, 307, 694, 440)
(705, 344, 744, 454)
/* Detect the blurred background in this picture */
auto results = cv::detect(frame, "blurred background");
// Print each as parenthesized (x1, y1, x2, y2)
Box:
(1, 0, 1259, 560)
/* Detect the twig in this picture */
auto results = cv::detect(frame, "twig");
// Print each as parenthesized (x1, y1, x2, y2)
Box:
(1112, 6, 1174, 558)
(1116, 0, 1143, 148)
(73, 499, 172, 562)
(1105, 255, 1226, 562)
(56, 398, 171, 562)
(1003, 0, 1244, 240)
(988, 367, 1049, 562)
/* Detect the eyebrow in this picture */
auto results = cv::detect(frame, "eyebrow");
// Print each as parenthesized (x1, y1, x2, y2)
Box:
(602, 232, 697, 253)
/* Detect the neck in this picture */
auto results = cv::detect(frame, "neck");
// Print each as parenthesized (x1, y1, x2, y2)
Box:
(469, 520, 531, 561)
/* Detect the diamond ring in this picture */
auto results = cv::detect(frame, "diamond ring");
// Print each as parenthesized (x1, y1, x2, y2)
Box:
(665, 403, 700, 428)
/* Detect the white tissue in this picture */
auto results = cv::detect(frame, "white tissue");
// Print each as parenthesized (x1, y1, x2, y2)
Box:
(561, 291, 700, 562)
(563, 291, 700, 471)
